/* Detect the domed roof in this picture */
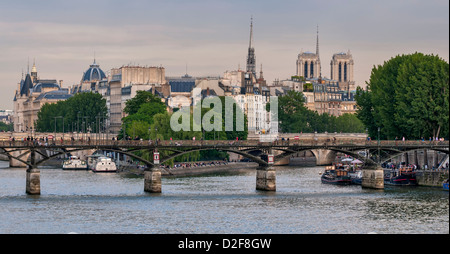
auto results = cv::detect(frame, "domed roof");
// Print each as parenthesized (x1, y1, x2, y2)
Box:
(82, 60, 106, 82)
(32, 82, 60, 93)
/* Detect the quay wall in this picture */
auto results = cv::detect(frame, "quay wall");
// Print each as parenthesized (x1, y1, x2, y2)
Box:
(415, 170, 449, 187)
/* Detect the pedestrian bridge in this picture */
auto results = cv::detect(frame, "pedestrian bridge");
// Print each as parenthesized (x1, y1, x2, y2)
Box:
(0, 138, 448, 195)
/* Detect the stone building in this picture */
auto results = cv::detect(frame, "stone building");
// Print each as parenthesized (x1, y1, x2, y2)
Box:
(110, 65, 165, 87)
(330, 51, 356, 91)
(13, 62, 71, 132)
(70, 59, 108, 94)
(107, 65, 168, 134)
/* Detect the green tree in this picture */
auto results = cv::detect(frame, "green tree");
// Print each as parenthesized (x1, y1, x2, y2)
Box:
(0, 122, 13, 132)
(35, 92, 107, 133)
(276, 90, 365, 133)
(355, 87, 377, 136)
(124, 90, 164, 115)
(119, 91, 167, 139)
(276, 90, 312, 133)
(335, 113, 365, 133)
(356, 53, 449, 139)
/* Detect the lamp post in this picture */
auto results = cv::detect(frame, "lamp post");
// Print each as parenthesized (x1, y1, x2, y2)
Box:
(148, 127, 151, 143)
(77, 111, 81, 140)
(83, 116, 88, 141)
(54, 116, 63, 142)
(377, 127, 381, 163)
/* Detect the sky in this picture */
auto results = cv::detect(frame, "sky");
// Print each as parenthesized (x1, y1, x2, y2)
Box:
(0, 0, 448, 110)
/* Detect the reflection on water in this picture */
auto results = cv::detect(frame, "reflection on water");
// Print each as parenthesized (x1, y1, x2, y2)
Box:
(0, 161, 448, 234)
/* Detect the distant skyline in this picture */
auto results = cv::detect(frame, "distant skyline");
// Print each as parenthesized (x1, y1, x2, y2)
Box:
(1, 0, 448, 109)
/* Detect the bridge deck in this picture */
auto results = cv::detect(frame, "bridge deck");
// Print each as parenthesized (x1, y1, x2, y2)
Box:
(1, 140, 448, 148)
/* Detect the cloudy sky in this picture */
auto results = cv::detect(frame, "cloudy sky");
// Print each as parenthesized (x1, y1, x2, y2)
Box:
(0, 0, 448, 109)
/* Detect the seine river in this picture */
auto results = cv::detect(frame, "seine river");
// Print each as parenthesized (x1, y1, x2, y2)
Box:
(0, 160, 448, 234)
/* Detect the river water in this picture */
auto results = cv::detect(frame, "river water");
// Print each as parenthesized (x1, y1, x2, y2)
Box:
(0, 161, 448, 234)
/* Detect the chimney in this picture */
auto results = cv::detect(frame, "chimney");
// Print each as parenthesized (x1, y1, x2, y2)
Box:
(59, 80, 63, 87)
(207, 87, 210, 96)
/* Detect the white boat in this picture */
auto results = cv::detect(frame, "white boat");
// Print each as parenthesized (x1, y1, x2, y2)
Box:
(63, 156, 88, 170)
(88, 154, 117, 173)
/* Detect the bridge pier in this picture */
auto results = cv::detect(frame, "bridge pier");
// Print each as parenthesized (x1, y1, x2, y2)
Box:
(256, 165, 276, 191)
(361, 165, 384, 189)
(26, 150, 40, 195)
(26, 168, 41, 195)
(144, 168, 162, 193)
(311, 149, 336, 166)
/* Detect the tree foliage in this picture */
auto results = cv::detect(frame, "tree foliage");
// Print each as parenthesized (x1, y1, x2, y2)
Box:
(0, 122, 13, 132)
(35, 92, 107, 133)
(121, 93, 248, 163)
(276, 90, 365, 133)
(355, 52, 449, 139)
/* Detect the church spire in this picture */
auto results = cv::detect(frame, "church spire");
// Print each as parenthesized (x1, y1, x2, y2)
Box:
(316, 25, 322, 77)
(246, 16, 256, 76)
(316, 25, 319, 57)
(31, 58, 38, 82)
(249, 16, 254, 48)
(259, 63, 264, 80)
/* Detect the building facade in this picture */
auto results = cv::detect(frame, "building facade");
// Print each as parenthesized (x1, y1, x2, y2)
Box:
(107, 65, 168, 134)
(330, 51, 356, 91)
(13, 62, 71, 132)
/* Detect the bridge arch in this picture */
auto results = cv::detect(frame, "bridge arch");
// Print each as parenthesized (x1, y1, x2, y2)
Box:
(0, 147, 156, 168)
(157, 147, 268, 166)
(269, 146, 377, 166)
(378, 147, 449, 165)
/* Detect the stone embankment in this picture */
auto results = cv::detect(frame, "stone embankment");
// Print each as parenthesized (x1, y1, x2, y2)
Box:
(415, 170, 449, 187)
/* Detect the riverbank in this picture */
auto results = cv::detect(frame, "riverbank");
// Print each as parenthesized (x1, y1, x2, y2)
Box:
(415, 170, 449, 187)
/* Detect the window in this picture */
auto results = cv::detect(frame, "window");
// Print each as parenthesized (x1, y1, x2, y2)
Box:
(344, 63, 347, 82)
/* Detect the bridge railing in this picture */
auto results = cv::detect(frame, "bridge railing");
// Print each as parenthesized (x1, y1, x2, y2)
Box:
(1, 139, 448, 148)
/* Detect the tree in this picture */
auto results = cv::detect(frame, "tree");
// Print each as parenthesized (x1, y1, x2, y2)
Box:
(276, 90, 313, 133)
(35, 92, 107, 133)
(124, 90, 164, 115)
(356, 53, 449, 139)
(275, 90, 365, 133)
(355, 87, 376, 136)
(335, 113, 365, 133)
(119, 91, 167, 139)
(0, 122, 13, 132)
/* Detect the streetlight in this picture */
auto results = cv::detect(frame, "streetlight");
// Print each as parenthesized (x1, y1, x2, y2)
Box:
(83, 116, 88, 141)
(377, 127, 380, 145)
(77, 111, 81, 137)
(148, 127, 151, 143)
(54, 116, 63, 142)
(378, 127, 381, 163)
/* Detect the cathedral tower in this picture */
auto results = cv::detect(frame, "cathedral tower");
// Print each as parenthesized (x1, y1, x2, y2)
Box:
(330, 50, 354, 83)
(296, 26, 321, 79)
